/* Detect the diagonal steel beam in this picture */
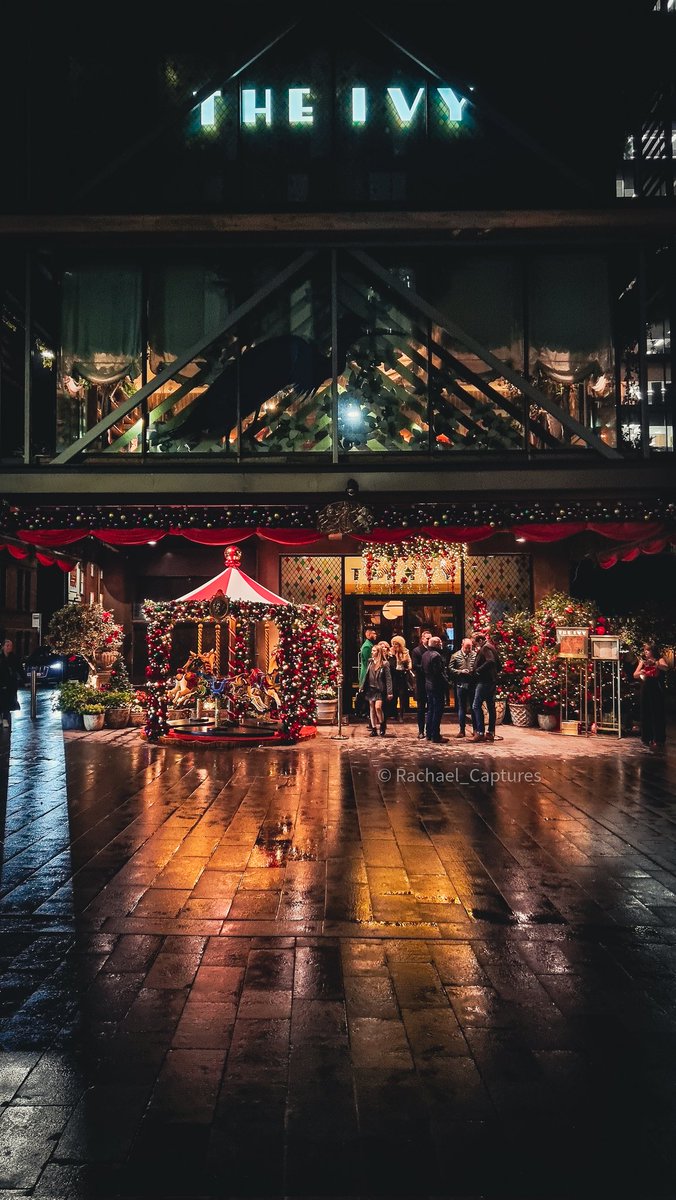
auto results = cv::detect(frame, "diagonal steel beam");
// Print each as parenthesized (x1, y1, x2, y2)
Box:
(52, 251, 317, 464)
(349, 248, 620, 458)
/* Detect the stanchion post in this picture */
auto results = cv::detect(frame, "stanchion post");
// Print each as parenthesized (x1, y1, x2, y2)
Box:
(331, 671, 348, 740)
(30, 667, 38, 720)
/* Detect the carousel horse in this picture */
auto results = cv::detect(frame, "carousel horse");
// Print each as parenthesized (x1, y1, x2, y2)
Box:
(182, 650, 217, 675)
(167, 651, 219, 709)
(167, 670, 201, 708)
(246, 668, 281, 716)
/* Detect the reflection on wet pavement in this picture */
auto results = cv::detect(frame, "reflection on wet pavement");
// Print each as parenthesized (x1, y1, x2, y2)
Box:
(1, 698, 676, 1197)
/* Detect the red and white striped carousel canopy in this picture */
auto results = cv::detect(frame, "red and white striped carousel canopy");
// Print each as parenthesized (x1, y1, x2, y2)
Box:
(175, 544, 289, 605)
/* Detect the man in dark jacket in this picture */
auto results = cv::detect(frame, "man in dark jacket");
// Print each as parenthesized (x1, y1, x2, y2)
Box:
(470, 633, 501, 742)
(411, 629, 431, 739)
(422, 636, 448, 743)
(448, 637, 477, 738)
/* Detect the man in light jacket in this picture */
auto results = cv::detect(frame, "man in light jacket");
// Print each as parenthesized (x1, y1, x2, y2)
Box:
(448, 637, 477, 739)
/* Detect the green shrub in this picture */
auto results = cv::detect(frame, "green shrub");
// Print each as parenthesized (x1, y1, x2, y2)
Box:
(99, 689, 133, 709)
(54, 682, 103, 714)
(81, 704, 105, 715)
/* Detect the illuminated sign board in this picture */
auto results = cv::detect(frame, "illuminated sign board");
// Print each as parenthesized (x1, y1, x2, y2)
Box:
(556, 627, 589, 659)
(195, 84, 468, 133)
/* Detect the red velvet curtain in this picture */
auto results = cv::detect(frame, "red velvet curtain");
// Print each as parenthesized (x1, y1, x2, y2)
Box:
(598, 535, 672, 569)
(1, 541, 74, 569)
(15, 520, 672, 551)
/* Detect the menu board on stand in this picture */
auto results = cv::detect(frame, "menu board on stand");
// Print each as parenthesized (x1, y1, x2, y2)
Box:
(590, 635, 623, 738)
(556, 627, 590, 735)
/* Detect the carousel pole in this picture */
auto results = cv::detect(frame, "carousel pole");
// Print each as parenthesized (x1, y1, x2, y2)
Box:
(213, 623, 222, 727)
(331, 670, 348, 740)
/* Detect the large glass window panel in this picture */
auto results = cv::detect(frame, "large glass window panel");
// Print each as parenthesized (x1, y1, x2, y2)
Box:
(528, 254, 616, 449)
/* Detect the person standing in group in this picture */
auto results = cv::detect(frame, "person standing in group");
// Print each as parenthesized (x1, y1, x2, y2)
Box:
(361, 641, 393, 738)
(471, 632, 502, 743)
(422, 635, 448, 743)
(411, 629, 432, 740)
(356, 625, 378, 722)
(633, 642, 668, 749)
(0, 638, 27, 730)
(448, 636, 477, 738)
(388, 634, 412, 723)
(358, 626, 378, 688)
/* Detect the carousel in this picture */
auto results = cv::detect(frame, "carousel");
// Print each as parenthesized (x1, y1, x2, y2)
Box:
(141, 545, 337, 745)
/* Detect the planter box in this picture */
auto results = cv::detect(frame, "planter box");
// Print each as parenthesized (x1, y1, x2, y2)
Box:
(83, 712, 105, 731)
(537, 712, 559, 732)
(316, 698, 338, 723)
(129, 706, 147, 727)
(105, 705, 131, 729)
(61, 712, 83, 731)
(484, 700, 507, 725)
(509, 702, 537, 728)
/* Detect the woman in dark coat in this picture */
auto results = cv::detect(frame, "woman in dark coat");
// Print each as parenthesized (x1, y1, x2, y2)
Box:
(633, 642, 668, 748)
(361, 641, 393, 737)
(0, 638, 27, 729)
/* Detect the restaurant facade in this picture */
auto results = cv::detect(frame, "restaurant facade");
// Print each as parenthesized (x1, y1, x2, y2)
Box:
(1, 8, 675, 707)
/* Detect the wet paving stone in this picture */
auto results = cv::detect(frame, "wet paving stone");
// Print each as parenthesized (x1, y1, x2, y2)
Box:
(2, 701, 676, 1196)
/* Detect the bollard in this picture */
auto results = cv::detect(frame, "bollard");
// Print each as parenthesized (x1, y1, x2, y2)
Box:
(30, 667, 38, 720)
(331, 672, 348, 740)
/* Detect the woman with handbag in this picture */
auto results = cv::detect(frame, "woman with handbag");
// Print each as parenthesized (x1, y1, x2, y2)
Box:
(361, 642, 394, 737)
(388, 635, 412, 723)
(633, 642, 668, 749)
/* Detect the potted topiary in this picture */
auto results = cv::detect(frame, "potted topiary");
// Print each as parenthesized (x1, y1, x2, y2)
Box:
(493, 611, 537, 727)
(525, 643, 561, 731)
(314, 611, 339, 724)
(82, 704, 106, 732)
(47, 602, 124, 679)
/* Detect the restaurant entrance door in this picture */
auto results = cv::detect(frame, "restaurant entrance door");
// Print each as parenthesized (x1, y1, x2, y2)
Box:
(344, 594, 463, 716)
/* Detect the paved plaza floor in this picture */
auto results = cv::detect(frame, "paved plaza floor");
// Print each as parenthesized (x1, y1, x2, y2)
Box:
(1, 696, 676, 1199)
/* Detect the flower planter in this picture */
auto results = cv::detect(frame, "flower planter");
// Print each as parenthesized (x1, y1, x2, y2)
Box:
(485, 699, 507, 725)
(316, 698, 338, 723)
(537, 712, 559, 732)
(509, 702, 537, 728)
(61, 712, 83, 731)
(83, 712, 105, 732)
(97, 651, 117, 668)
(105, 705, 131, 729)
(129, 706, 147, 727)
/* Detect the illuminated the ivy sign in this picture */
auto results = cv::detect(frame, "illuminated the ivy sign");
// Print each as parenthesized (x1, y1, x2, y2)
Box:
(196, 85, 468, 131)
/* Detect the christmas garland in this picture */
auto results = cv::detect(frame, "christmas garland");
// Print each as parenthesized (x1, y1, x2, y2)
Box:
(361, 537, 464, 591)
(3, 497, 675, 533)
